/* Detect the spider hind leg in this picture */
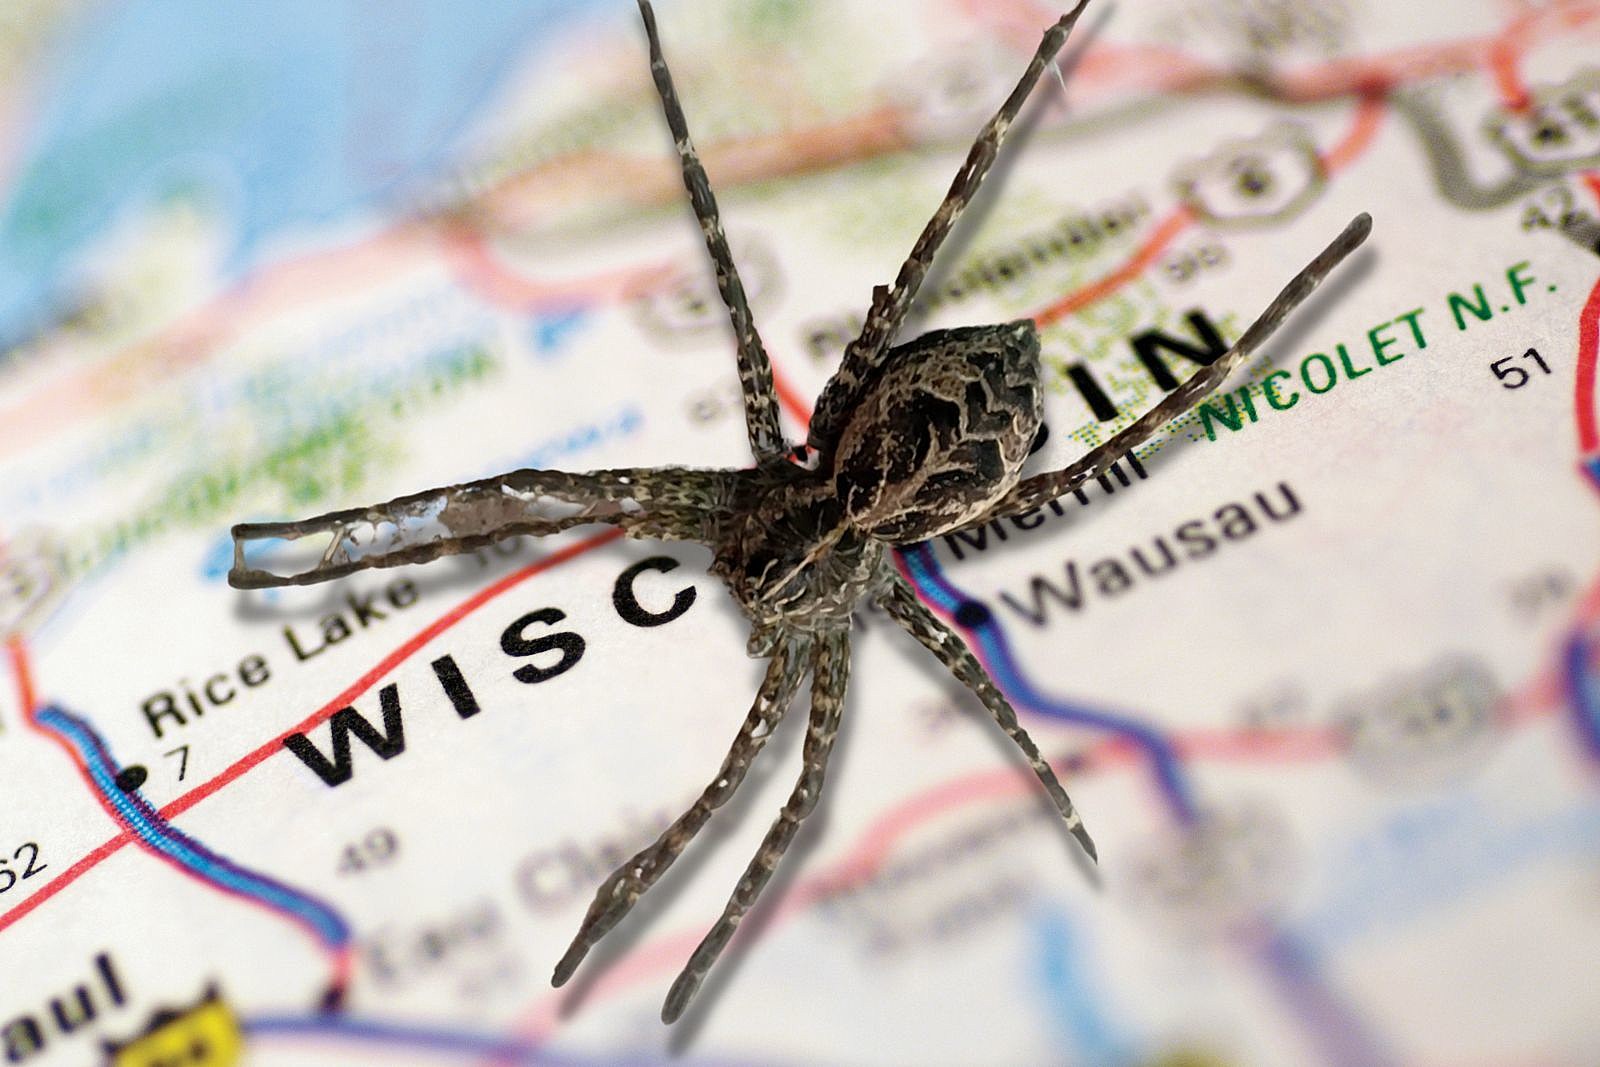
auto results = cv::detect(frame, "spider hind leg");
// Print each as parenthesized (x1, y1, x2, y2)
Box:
(661, 631, 850, 1023)
(878, 573, 1097, 863)
(551, 637, 810, 988)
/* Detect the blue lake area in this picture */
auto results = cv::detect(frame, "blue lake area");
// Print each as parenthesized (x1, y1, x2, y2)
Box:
(1294, 791, 1600, 953)
(0, 0, 608, 342)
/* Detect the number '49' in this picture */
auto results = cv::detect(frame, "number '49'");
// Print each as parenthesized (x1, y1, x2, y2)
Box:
(1491, 348, 1551, 389)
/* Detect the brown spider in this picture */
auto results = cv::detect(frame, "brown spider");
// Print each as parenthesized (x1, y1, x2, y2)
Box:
(229, 0, 1369, 1023)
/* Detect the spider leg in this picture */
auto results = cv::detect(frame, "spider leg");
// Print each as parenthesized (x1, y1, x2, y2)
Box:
(805, 0, 1092, 457)
(550, 635, 811, 988)
(661, 630, 849, 1023)
(637, 0, 787, 464)
(228, 466, 740, 589)
(979, 212, 1372, 523)
(877, 570, 1097, 863)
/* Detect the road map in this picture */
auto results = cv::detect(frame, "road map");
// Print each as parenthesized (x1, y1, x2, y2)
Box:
(2, 0, 1599, 1064)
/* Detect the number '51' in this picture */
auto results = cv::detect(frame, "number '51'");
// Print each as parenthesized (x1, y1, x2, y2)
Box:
(1491, 348, 1551, 389)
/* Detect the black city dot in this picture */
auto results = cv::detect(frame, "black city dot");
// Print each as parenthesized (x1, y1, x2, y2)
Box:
(954, 601, 992, 628)
(114, 765, 148, 794)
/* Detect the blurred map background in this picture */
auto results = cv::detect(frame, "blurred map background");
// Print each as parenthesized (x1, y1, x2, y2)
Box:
(1, 0, 1599, 1063)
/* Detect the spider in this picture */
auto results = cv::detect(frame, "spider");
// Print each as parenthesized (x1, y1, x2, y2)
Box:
(229, 0, 1369, 1023)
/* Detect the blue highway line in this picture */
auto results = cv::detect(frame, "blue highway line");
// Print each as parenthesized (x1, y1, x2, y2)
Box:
(897, 543, 1199, 823)
(1032, 907, 1137, 1065)
(1257, 930, 1392, 1067)
(34, 704, 350, 948)
(245, 1015, 564, 1065)
(898, 543, 1398, 1065)
(244, 1014, 772, 1066)
(1565, 630, 1600, 761)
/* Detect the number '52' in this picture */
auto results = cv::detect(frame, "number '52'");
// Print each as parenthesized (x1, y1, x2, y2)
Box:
(1491, 348, 1551, 389)
(0, 843, 47, 892)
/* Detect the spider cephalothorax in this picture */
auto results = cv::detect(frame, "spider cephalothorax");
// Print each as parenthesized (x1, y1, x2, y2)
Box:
(229, 0, 1369, 1023)
(724, 319, 1043, 649)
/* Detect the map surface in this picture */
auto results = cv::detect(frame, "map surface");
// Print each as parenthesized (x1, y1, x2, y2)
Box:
(2, 1, 1600, 1064)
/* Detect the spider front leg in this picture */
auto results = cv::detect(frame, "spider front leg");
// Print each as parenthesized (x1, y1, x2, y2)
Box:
(637, 0, 787, 464)
(806, 0, 1091, 456)
(877, 572, 1097, 863)
(982, 212, 1372, 521)
(551, 635, 811, 987)
(228, 466, 738, 588)
(661, 630, 849, 1023)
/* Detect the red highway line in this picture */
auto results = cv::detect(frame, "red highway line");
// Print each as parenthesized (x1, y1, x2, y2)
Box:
(1322, 91, 1388, 174)
(0, 638, 134, 936)
(1031, 88, 1387, 332)
(1577, 174, 1600, 460)
(503, 690, 1559, 1043)
(0, 529, 623, 936)
(6, 2, 1579, 466)
(0, 834, 129, 938)
(770, 363, 817, 437)
(7, 634, 35, 715)
(1488, 10, 1538, 113)
(1032, 206, 1196, 329)
(3, 642, 119, 851)
(771, 55, 1395, 421)
(1000, 0, 1600, 106)
(1, 3, 1578, 474)
(1577, 273, 1600, 458)
(162, 529, 623, 821)
(503, 22, 1593, 1044)
(4, 0, 1596, 976)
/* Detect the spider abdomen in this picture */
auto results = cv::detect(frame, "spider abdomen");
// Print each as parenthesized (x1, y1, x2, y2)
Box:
(832, 321, 1042, 543)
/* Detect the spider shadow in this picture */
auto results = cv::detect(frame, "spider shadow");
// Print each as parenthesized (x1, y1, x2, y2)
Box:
(659, 648, 864, 1053)
(552, 637, 857, 1044)
(900, 4, 1113, 336)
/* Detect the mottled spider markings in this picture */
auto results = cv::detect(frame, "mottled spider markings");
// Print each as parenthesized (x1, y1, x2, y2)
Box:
(229, 0, 1370, 1023)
